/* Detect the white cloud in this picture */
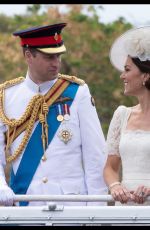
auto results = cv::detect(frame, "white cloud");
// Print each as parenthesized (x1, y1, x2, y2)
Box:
(99, 4, 150, 26)
(0, 4, 29, 16)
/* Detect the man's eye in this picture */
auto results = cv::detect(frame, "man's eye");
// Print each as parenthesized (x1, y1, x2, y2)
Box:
(45, 56, 52, 59)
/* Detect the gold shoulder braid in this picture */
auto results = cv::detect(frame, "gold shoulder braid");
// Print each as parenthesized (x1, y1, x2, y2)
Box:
(0, 77, 47, 163)
(58, 73, 85, 85)
(0, 76, 25, 90)
(0, 76, 70, 163)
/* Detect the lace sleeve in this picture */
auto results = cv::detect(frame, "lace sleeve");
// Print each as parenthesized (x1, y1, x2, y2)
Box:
(106, 105, 127, 157)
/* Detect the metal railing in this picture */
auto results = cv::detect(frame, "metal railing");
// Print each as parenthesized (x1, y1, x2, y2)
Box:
(13, 194, 150, 202)
(0, 195, 150, 226)
(14, 194, 114, 202)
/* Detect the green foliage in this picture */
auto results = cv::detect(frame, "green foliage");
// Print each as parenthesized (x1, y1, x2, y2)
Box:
(0, 4, 138, 137)
(0, 14, 14, 33)
(70, 13, 88, 22)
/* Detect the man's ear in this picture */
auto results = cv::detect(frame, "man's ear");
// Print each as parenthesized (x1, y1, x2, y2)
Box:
(24, 50, 34, 66)
(25, 50, 32, 59)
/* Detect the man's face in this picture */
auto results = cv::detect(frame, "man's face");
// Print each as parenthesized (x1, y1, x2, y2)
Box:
(26, 50, 62, 82)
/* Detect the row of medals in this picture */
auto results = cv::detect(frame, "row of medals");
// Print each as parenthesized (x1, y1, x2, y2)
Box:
(56, 103, 73, 144)
(42, 102, 72, 162)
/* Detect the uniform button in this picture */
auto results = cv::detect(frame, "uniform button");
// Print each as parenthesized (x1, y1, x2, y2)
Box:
(42, 177, 48, 183)
(41, 155, 47, 161)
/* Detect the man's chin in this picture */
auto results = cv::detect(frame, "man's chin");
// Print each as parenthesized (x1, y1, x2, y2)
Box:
(47, 74, 58, 81)
(50, 71, 59, 77)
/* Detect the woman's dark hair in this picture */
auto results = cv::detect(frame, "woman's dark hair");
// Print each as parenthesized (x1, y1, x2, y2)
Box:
(131, 57, 150, 90)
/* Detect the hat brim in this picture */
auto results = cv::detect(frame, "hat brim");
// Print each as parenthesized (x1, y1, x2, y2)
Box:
(109, 26, 150, 72)
(37, 45, 66, 54)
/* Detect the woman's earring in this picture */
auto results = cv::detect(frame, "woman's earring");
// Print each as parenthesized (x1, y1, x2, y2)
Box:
(143, 81, 145, 86)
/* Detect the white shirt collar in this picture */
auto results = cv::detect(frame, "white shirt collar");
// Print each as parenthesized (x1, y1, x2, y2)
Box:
(24, 72, 57, 94)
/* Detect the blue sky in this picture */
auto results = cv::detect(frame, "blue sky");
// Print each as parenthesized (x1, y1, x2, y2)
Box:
(0, 4, 150, 26)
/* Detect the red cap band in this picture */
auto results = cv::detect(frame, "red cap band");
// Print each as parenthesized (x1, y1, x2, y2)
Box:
(20, 34, 62, 47)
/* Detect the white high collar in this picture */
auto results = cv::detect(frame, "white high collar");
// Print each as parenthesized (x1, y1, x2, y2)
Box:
(24, 72, 57, 94)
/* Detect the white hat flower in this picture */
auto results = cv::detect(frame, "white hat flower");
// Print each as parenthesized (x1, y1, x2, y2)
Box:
(110, 26, 150, 71)
(125, 29, 150, 61)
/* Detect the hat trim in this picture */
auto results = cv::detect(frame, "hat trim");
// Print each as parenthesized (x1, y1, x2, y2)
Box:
(37, 45, 66, 54)
(21, 34, 62, 47)
(23, 41, 64, 49)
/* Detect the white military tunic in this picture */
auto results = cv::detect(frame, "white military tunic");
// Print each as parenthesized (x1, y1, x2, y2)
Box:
(0, 73, 107, 206)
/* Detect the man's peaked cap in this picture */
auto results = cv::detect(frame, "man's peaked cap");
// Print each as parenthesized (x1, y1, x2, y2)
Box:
(13, 23, 67, 54)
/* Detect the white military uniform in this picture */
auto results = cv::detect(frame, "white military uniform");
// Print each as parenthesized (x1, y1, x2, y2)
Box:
(0, 73, 107, 206)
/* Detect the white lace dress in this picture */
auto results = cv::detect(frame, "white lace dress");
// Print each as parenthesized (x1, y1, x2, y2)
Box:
(106, 105, 150, 205)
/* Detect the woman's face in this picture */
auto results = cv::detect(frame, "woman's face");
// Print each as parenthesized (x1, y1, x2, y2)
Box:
(120, 56, 145, 96)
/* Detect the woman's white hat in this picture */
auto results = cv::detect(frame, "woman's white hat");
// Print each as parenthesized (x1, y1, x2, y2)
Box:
(109, 25, 150, 72)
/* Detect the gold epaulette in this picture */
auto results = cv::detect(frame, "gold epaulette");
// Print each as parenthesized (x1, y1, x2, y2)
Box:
(0, 76, 25, 90)
(58, 73, 85, 86)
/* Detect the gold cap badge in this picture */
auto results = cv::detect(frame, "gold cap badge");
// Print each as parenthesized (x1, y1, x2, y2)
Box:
(54, 32, 59, 41)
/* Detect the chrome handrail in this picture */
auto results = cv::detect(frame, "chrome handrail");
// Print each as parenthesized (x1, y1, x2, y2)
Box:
(13, 194, 150, 202)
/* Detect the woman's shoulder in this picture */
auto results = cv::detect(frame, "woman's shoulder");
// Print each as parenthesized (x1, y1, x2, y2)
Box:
(116, 105, 139, 112)
(114, 105, 130, 113)
(113, 105, 134, 121)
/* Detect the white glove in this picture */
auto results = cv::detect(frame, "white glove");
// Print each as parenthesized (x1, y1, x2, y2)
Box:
(0, 164, 14, 206)
(0, 184, 15, 206)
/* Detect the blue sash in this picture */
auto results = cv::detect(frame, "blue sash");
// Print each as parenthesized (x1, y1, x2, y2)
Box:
(10, 83, 79, 206)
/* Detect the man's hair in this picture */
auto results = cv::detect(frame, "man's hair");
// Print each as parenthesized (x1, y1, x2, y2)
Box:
(132, 57, 150, 90)
(22, 47, 38, 57)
